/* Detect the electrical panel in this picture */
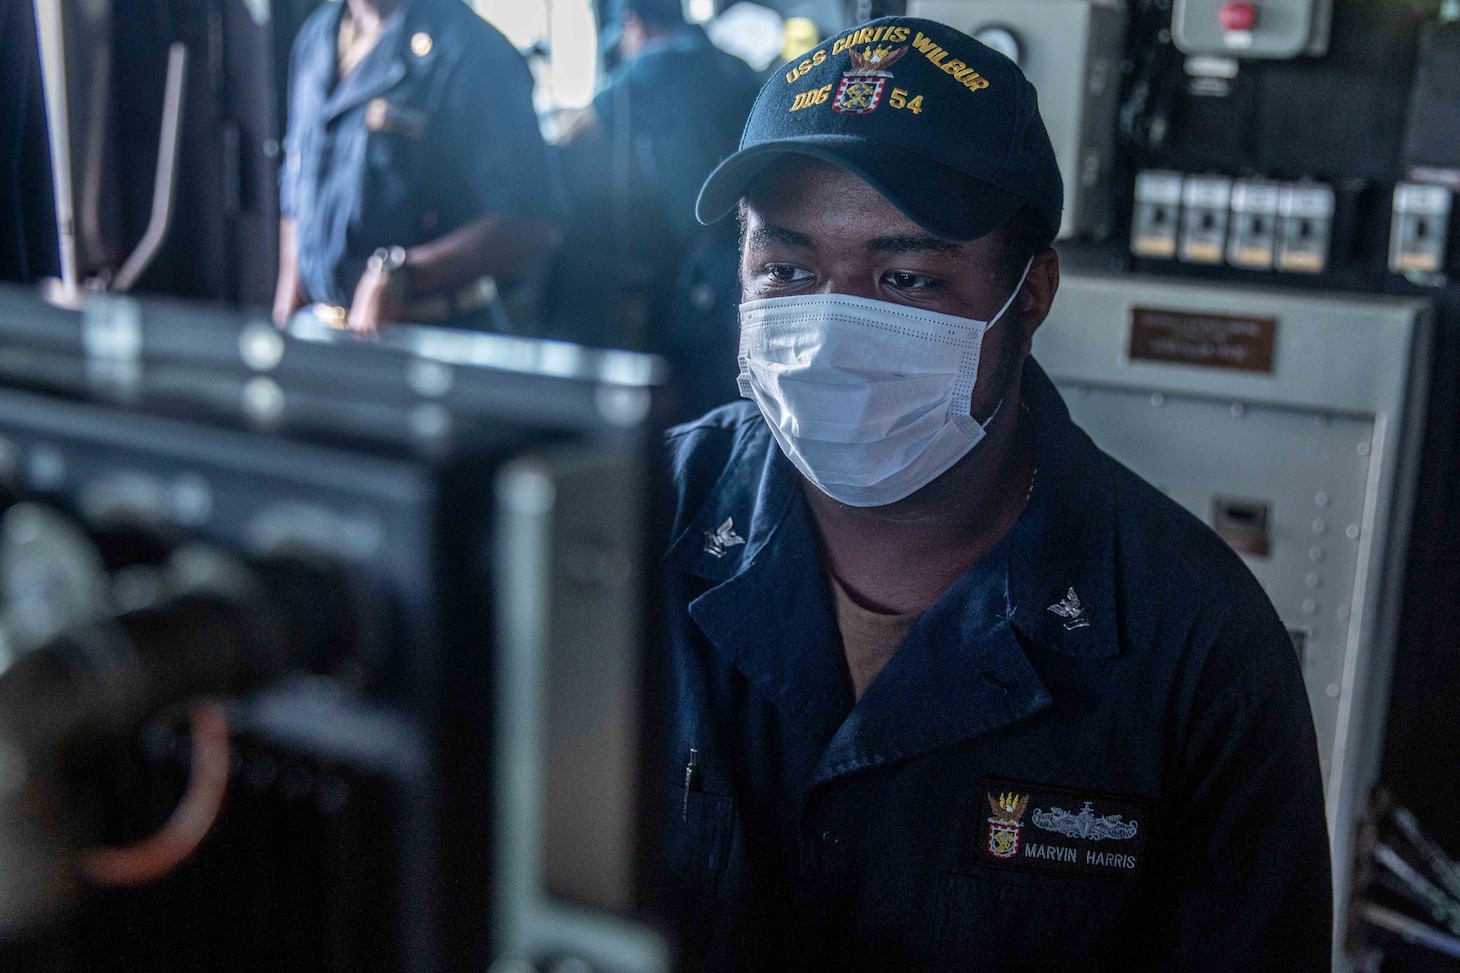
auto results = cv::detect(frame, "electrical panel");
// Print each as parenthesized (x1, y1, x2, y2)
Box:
(1173, 0, 1333, 59)
(907, 0, 1124, 239)
(1034, 273, 1431, 971)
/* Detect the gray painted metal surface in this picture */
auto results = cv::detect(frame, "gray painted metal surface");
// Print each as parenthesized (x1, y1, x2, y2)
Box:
(1034, 271, 1432, 971)
(494, 446, 668, 973)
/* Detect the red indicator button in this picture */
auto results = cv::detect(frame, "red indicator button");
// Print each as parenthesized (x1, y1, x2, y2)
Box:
(1219, 1, 1258, 32)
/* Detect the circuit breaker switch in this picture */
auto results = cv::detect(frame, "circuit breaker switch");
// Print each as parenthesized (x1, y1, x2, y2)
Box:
(1276, 183, 1335, 274)
(1228, 180, 1282, 269)
(1131, 171, 1184, 259)
(1389, 183, 1452, 278)
(1179, 176, 1233, 264)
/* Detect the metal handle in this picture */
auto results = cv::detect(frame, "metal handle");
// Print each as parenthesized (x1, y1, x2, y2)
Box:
(31, 0, 79, 300)
(112, 42, 187, 293)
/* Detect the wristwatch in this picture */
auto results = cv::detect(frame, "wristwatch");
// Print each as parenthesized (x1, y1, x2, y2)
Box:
(368, 245, 412, 301)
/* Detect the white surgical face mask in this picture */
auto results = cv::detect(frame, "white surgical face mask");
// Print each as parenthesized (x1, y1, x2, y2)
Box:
(736, 260, 1031, 507)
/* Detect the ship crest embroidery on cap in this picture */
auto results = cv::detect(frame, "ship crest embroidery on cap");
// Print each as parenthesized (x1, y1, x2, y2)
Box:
(832, 45, 908, 116)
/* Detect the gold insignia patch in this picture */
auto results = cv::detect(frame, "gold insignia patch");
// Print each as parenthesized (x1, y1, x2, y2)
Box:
(985, 791, 1030, 860)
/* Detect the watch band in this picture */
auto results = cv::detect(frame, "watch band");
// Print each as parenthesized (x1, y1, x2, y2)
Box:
(368, 245, 412, 300)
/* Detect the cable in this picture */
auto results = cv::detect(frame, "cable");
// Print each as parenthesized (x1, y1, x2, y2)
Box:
(78, 698, 230, 887)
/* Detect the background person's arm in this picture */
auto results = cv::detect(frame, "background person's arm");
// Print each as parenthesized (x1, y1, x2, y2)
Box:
(346, 213, 557, 334)
(273, 29, 308, 328)
(273, 217, 306, 326)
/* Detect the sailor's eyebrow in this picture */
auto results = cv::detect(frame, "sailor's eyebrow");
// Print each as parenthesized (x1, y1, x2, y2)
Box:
(746, 224, 817, 251)
(867, 235, 964, 255)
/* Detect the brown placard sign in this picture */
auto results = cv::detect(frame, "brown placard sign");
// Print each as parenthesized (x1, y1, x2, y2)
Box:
(1128, 307, 1277, 374)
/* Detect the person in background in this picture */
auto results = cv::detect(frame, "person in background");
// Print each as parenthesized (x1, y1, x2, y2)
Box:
(552, 0, 759, 419)
(274, 0, 561, 335)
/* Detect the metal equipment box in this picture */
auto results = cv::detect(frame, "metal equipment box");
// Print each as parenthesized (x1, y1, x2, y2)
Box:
(1173, 0, 1332, 59)
(0, 286, 671, 973)
(1033, 273, 1431, 970)
(907, 0, 1123, 240)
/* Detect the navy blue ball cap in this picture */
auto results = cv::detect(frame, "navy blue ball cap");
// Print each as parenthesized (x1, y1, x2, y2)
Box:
(696, 16, 1063, 242)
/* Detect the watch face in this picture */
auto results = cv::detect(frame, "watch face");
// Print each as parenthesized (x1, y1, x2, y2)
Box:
(974, 26, 1021, 66)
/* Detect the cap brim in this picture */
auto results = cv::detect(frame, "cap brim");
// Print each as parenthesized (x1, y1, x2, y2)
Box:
(695, 135, 1024, 242)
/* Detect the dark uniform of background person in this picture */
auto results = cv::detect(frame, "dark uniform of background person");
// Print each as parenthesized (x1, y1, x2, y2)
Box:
(654, 16, 1332, 972)
(273, 0, 561, 336)
(551, 0, 758, 420)
(0, 0, 58, 286)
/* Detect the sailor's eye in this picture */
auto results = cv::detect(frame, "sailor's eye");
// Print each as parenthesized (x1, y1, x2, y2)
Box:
(765, 264, 811, 283)
(885, 271, 936, 291)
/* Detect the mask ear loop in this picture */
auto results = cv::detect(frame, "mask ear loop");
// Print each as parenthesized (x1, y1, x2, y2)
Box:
(980, 256, 1037, 427)
(979, 394, 1006, 432)
(988, 256, 1036, 329)
(950, 256, 1037, 434)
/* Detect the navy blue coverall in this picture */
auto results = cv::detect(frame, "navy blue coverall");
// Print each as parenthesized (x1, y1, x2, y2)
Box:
(656, 358, 1333, 971)
(550, 24, 757, 417)
(280, 0, 559, 310)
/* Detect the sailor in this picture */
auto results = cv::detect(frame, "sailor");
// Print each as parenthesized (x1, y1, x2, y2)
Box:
(656, 16, 1331, 971)
(551, 0, 759, 419)
(273, 0, 561, 334)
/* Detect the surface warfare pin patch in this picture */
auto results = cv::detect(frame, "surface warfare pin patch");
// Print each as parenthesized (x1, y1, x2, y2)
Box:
(973, 778, 1150, 881)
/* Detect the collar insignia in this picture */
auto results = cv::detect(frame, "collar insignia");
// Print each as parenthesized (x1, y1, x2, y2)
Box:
(703, 517, 746, 559)
(1047, 587, 1092, 630)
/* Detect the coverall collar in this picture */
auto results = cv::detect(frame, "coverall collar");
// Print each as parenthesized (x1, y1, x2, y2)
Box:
(1007, 358, 1122, 661)
(666, 357, 1121, 785)
(318, 0, 417, 124)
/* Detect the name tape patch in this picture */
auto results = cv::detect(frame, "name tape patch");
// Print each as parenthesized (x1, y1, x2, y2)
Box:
(972, 777, 1150, 881)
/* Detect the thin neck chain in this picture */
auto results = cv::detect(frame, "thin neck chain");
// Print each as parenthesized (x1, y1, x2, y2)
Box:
(1019, 397, 1037, 505)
